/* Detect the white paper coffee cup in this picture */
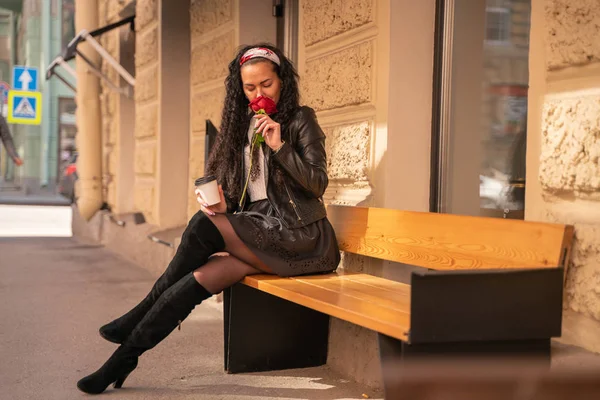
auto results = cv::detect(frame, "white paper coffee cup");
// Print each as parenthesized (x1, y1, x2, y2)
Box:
(194, 176, 220, 206)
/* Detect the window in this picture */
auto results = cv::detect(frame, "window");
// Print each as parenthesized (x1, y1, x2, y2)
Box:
(61, 0, 75, 51)
(57, 97, 77, 174)
(276, 0, 299, 65)
(485, 7, 511, 45)
(433, 0, 531, 220)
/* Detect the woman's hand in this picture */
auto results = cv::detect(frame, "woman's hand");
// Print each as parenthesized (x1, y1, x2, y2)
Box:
(195, 185, 227, 216)
(255, 114, 283, 151)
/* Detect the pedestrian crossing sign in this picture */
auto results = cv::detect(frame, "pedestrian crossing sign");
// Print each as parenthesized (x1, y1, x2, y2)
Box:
(7, 90, 42, 125)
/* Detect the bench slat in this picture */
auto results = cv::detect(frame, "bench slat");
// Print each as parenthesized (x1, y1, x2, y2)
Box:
(242, 273, 411, 341)
(339, 274, 411, 293)
(294, 275, 410, 313)
(327, 206, 573, 271)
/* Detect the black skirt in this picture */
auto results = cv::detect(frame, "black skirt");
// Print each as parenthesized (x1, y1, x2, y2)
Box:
(225, 200, 341, 277)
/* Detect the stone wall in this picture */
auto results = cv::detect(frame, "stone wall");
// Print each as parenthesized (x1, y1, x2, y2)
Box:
(301, 0, 378, 206)
(187, 0, 236, 219)
(97, 1, 123, 210)
(300, 0, 384, 388)
(133, 0, 159, 222)
(528, 0, 600, 353)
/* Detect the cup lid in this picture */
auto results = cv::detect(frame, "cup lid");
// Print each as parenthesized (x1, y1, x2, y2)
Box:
(194, 175, 216, 186)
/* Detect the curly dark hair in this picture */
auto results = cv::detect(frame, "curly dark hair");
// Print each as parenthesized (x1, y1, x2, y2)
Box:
(206, 43, 300, 210)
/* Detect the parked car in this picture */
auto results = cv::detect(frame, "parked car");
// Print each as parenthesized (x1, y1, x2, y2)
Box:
(479, 172, 525, 212)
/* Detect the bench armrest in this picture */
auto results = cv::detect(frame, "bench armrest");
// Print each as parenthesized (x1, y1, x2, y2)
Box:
(408, 267, 563, 344)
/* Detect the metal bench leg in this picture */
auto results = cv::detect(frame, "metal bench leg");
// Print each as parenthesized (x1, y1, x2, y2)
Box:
(378, 334, 551, 398)
(224, 283, 329, 373)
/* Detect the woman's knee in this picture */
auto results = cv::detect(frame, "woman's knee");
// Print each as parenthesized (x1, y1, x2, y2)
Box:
(192, 256, 260, 293)
(188, 209, 211, 229)
(183, 211, 223, 243)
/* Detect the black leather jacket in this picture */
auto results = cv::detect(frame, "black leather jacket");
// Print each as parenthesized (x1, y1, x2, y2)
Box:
(237, 106, 328, 229)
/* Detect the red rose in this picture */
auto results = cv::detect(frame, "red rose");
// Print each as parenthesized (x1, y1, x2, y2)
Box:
(249, 95, 277, 115)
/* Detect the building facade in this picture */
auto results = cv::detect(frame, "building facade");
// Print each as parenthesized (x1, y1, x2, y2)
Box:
(74, 0, 600, 387)
(0, 0, 76, 195)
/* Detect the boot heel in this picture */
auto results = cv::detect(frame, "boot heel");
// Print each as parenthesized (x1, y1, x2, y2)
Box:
(113, 372, 130, 389)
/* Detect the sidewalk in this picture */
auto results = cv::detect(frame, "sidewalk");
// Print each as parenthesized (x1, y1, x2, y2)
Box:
(2, 237, 600, 400)
(0, 237, 383, 400)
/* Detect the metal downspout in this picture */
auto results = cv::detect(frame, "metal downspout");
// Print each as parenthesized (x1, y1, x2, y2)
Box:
(74, 0, 102, 220)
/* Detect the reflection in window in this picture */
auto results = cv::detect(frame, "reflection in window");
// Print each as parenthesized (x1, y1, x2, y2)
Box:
(58, 97, 77, 174)
(485, 7, 511, 45)
(61, 0, 75, 51)
(439, 0, 531, 219)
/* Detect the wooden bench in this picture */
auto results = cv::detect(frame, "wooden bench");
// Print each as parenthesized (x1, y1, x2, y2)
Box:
(223, 205, 573, 390)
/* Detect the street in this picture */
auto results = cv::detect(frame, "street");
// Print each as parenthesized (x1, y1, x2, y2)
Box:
(0, 204, 71, 237)
(0, 235, 383, 400)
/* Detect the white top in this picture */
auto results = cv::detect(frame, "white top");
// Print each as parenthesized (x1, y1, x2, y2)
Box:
(244, 119, 268, 202)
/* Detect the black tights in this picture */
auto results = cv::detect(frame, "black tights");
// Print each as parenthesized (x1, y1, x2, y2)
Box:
(191, 213, 274, 294)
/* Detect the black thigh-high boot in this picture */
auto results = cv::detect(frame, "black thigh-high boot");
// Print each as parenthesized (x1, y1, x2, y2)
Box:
(99, 212, 224, 344)
(77, 273, 212, 394)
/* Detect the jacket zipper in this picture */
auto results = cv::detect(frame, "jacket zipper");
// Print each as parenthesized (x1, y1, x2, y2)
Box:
(284, 183, 303, 221)
(263, 146, 286, 222)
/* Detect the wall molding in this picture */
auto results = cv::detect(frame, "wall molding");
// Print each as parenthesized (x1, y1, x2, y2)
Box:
(193, 23, 235, 47)
(543, 86, 600, 101)
(315, 103, 376, 127)
(305, 22, 378, 62)
(324, 181, 373, 206)
(192, 76, 227, 95)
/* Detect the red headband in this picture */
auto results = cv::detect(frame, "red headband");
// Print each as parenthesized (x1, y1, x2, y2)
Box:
(240, 47, 281, 66)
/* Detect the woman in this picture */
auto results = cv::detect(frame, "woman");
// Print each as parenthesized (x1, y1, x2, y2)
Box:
(77, 44, 341, 394)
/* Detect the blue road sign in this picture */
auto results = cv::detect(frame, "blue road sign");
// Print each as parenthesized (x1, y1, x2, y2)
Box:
(12, 66, 39, 92)
(7, 90, 42, 125)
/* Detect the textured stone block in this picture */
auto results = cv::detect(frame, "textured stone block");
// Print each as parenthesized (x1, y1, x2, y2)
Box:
(191, 87, 225, 133)
(107, 181, 117, 210)
(191, 31, 233, 86)
(136, 28, 158, 68)
(107, 92, 118, 116)
(328, 318, 382, 388)
(324, 121, 370, 181)
(136, 104, 159, 139)
(190, 0, 232, 38)
(136, 0, 157, 32)
(135, 141, 157, 175)
(540, 95, 600, 194)
(103, 30, 118, 56)
(134, 181, 155, 216)
(107, 147, 118, 175)
(189, 137, 207, 178)
(565, 223, 600, 320)
(545, 0, 600, 69)
(187, 138, 207, 219)
(98, 1, 108, 25)
(100, 93, 108, 115)
(108, 116, 119, 145)
(302, 0, 373, 46)
(107, 0, 124, 22)
(303, 42, 372, 111)
(326, 250, 382, 388)
(135, 66, 158, 103)
(108, 67, 120, 84)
